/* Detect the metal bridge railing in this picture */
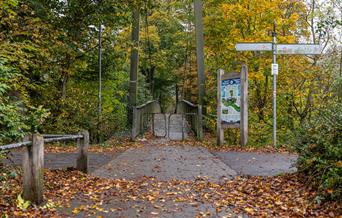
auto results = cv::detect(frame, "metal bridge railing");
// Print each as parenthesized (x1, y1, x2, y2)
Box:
(176, 100, 203, 140)
(131, 100, 161, 140)
(168, 113, 196, 141)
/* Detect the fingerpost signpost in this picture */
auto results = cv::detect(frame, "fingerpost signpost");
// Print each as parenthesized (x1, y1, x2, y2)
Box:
(235, 25, 322, 147)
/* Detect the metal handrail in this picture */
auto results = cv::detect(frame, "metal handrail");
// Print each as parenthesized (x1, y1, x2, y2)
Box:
(0, 141, 32, 151)
(0, 134, 84, 151)
(42, 134, 76, 138)
(180, 99, 197, 108)
(43, 135, 83, 143)
(136, 100, 158, 109)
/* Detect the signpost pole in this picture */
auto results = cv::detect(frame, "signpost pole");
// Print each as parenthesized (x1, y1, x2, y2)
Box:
(98, 23, 103, 143)
(272, 25, 277, 147)
(235, 29, 321, 148)
(217, 69, 224, 145)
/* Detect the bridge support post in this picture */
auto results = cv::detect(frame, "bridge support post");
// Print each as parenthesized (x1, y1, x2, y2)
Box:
(194, 0, 206, 106)
(23, 134, 44, 205)
(128, 7, 140, 129)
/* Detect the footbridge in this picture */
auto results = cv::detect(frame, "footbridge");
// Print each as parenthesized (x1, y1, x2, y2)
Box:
(131, 100, 203, 141)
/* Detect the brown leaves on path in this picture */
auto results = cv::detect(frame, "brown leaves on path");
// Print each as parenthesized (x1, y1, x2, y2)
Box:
(1, 168, 341, 217)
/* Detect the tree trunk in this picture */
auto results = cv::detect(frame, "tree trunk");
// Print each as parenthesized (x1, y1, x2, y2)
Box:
(61, 72, 68, 99)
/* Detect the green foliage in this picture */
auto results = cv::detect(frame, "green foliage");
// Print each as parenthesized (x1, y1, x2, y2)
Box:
(0, 58, 25, 143)
(295, 81, 342, 200)
(0, 57, 49, 143)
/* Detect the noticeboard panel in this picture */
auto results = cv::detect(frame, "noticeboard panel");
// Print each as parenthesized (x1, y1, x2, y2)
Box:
(221, 78, 241, 124)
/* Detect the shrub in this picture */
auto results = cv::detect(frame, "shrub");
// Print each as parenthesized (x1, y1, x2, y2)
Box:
(295, 99, 342, 201)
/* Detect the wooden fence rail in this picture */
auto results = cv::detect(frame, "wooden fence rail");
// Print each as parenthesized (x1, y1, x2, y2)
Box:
(0, 130, 89, 205)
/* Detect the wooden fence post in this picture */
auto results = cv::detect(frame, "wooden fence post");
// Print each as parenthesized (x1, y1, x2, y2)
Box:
(217, 69, 225, 145)
(197, 105, 203, 141)
(76, 130, 89, 173)
(23, 134, 44, 205)
(240, 65, 248, 146)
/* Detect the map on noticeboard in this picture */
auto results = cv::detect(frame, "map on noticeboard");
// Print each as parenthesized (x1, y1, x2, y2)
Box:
(221, 78, 241, 124)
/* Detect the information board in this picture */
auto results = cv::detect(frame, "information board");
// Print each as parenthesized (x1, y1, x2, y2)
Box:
(221, 78, 241, 124)
(217, 65, 248, 146)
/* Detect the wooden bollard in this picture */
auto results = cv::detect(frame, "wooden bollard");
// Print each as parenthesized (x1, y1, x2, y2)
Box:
(197, 105, 203, 141)
(76, 130, 89, 173)
(23, 134, 44, 205)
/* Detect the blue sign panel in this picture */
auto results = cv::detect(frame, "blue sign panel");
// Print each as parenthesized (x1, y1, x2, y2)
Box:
(221, 78, 241, 124)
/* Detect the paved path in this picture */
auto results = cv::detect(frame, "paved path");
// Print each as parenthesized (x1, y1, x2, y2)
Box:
(92, 140, 237, 183)
(213, 151, 297, 176)
(4, 140, 297, 217)
(4, 151, 118, 173)
(62, 190, 243, 218)
(4, 144, 297, 178)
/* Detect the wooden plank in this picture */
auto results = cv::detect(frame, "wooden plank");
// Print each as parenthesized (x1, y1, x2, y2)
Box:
(23, 134, 44, 205)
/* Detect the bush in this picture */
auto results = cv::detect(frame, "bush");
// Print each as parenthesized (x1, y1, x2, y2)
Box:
(295, 100, 342, 201)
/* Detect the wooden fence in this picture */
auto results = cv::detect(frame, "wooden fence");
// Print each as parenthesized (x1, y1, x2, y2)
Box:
(0, 130, 89, 205)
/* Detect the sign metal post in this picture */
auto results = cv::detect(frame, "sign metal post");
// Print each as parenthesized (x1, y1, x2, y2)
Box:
(272, 27, 277, 148)
(235, 26, 321, 147)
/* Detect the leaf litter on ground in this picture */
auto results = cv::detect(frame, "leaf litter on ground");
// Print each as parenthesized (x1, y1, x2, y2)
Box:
(1, 167, 341, 217)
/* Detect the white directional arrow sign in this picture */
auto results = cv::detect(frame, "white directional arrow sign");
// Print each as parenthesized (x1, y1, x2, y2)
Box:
(235, 39, 322, 148)
(235, 43, 272, 51)
(277, 44, 321, 55)
(235, 43, 322, 55)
